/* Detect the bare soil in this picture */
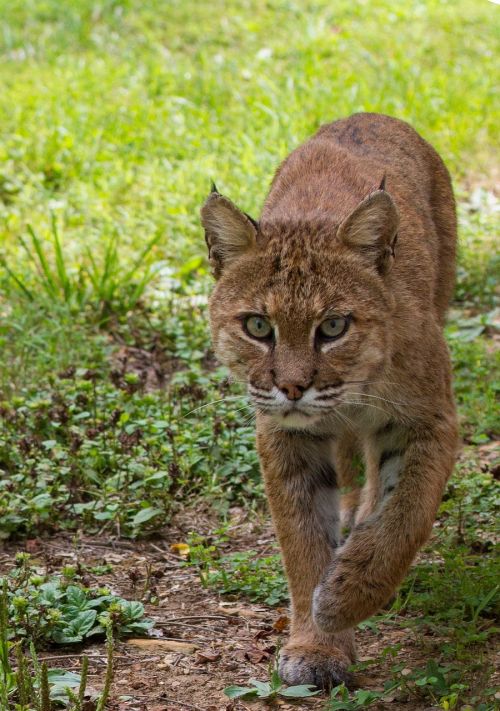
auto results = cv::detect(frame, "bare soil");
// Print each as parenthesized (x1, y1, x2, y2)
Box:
(1, 508, 497, 711)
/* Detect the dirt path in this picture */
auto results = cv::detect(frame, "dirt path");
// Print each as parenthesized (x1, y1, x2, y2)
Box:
(5, 511, 497, 711)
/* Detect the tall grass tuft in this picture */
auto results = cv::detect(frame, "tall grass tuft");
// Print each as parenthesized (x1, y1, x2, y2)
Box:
(1, 215, 162, 321)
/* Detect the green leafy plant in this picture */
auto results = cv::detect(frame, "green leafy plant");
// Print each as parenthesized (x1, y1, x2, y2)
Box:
(188, 536, 288, 605)
(0, 349, 259, 538)
(328, 684, 387, 710)
(3, 553, 153, 647)
(225, 679, 320, 700)
(225, 655, 319, 700)
(327, 661, 473, 710)
(0, 579, 95, 709)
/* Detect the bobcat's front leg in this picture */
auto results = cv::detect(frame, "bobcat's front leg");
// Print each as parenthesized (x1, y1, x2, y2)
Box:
(313, 415, 457, 632)
(257, 423, 356, 690)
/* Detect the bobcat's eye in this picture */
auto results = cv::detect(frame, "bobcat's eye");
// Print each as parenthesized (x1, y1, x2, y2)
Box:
(244, 315, 273, 340)
(317, 316, 349, 340)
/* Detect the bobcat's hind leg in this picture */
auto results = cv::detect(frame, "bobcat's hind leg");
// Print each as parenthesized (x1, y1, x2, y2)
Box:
(257, 423, 356, 691)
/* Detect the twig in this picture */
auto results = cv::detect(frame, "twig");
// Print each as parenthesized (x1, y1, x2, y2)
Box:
(146, 635, 203, 643)
(37, 654, 131, 663)
(169, 701, 208, 711)
(153, 621, 224, 633)
(168, 614, 240, 622)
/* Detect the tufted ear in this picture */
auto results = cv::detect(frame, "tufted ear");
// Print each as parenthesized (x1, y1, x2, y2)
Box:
(337, 189, 399, 273)
(200, 185, 258, 279)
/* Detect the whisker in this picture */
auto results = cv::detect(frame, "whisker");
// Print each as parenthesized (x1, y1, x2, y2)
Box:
(241, 412, 256, 427)
(182, 395, 249, 418)
(338, 399, 389, 416)
(342, 379, 400, 386)
(331, 407, 356, 432)
(307, 404, 337, 411)
(346, 392, 409, 408)
(232, 404, 254, 415)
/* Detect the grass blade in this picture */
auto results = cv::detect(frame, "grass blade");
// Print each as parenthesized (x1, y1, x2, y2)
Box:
(27, 225, 58, 298)
(51, 213, 72, 302)
(0, 255, 34, 300)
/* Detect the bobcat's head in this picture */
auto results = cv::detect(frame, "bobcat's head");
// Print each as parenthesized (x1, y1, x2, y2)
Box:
(201, 186, 399, 430)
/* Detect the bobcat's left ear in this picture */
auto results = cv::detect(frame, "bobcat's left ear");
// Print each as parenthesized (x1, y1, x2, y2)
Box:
(337, 190, 399, 274)
(200, 187, 258, 279)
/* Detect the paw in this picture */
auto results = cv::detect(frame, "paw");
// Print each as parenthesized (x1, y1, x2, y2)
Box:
(279, 644, 353, 691)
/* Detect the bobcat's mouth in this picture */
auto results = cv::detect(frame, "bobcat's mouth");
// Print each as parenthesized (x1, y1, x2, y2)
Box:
(282, 405, 311, 417)
(271, 407, 323, 430)
(254, 401, 327, 430)
(248, 383, 338, 428)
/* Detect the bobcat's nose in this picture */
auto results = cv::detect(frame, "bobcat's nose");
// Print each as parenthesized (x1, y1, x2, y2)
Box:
(279, 382, 306, 401)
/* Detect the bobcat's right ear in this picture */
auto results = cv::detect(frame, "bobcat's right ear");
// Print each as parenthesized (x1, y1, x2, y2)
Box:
(200, 187, 258, 279)
(337, 190, 399, 274)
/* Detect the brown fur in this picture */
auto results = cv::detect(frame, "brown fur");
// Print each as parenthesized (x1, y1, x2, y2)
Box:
(201, 113, 458, 689)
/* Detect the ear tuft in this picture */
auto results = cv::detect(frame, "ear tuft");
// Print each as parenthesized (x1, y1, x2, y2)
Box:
(200, 191, 257, 278)
(337, 190, 399, 273)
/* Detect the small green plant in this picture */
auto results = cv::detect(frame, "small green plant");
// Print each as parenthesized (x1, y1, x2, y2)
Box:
(95, 622, 114, 711)
(3, 553, 153, 647)
(188, 536, 288, 605)
(0, 580, 16, 707)
(328, 684, 388, 709)
(327, 657, 500, 710)
(0, 313, 260, 538)
(0, 579, 91, 709)
(225, 653, 319, 700)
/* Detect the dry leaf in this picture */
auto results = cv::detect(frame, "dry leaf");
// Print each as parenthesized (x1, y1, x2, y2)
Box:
(243, 644, 275, 663)
(195, 649, 221, 663)
(254, 628, 273, 640)
(272, 614, 289, 632)
(169, 542, 190, 557)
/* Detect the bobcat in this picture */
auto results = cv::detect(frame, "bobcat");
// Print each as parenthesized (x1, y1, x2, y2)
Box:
(201, 113, 458, 689)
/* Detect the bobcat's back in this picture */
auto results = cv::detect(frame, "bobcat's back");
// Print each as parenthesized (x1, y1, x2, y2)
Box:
(262, 113, 456, 322)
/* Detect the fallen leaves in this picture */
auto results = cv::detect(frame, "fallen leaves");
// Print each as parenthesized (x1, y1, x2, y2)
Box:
(240, 642, 276, 664)
(272, 614, 289, 632)
(195, 649, 221, 664)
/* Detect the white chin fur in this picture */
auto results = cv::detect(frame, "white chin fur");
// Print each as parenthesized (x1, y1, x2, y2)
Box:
(270, 410, 322, 430)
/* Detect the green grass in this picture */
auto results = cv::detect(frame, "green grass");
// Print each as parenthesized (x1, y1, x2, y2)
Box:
(0, 0, 498, 708)
(0, 0, 498, 274)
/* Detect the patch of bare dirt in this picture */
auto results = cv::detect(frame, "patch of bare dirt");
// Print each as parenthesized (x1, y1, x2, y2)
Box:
(1, 513, 497, 711)
(110, 343, 183, 391)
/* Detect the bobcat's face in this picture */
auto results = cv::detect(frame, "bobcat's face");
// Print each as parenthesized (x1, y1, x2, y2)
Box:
(209, 232, 394, 430)
(202, 186, 399, 430)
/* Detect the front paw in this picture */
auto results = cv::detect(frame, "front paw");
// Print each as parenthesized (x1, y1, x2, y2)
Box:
(279, 643, 353, 691)
(313, 562, 387, 633)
